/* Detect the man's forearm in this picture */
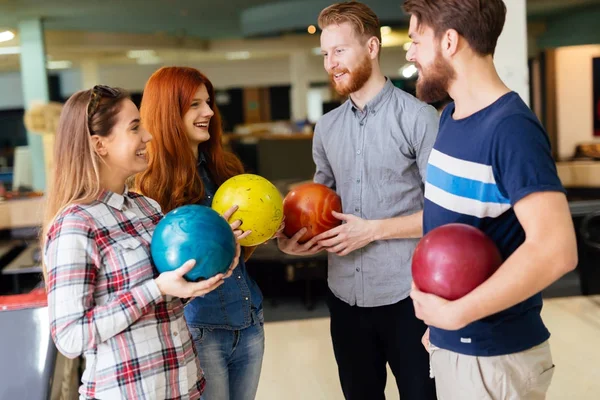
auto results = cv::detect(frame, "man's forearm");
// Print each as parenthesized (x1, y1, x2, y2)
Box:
(455, 192, 578, 325)
(371, 211, 423, 241)
(456, 239, 577, 326)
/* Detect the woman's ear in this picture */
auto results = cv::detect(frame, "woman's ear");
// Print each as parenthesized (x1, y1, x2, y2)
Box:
(90, 135, 108, 157)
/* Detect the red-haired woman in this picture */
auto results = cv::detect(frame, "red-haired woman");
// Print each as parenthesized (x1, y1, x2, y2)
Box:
(135, 67, 274, 400)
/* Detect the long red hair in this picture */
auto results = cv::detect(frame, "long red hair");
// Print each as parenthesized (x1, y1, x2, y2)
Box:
(135, 67, 244, 212)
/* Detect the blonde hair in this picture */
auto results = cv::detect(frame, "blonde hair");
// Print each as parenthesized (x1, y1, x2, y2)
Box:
(41, 87, 129, 278)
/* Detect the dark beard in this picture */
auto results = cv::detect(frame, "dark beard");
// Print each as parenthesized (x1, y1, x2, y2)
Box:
(329, 54, 373, 97)
(416, 53, 456, 104)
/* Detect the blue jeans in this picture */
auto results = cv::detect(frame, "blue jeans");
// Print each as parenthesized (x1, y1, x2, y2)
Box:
(190, 323, 265, 400)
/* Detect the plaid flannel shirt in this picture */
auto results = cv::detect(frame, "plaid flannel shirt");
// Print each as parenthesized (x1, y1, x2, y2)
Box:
(44, 188, 205, 400)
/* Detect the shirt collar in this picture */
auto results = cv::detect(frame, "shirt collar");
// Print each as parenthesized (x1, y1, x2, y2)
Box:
(350, 77, 394, 114)
(97, 186, 130, 211)
(197, 151, 208, 166)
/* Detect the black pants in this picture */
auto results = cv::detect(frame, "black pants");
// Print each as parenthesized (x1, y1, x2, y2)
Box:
(326, 289, 437, 400)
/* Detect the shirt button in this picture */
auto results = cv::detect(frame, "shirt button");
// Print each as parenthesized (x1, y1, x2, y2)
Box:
(359, 122, 364, 126)
(356, 178, 360, 183)
(238, 276, 241, 279)
(245, 297, 249, 301)
(173, 331, 178, 336)
(355, 207, 360, 212)
(356, 267, 360, 272)
(356, 150, 361, 155)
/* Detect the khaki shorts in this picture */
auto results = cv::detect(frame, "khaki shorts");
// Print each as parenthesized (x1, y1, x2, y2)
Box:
(429, 340, 555, 400)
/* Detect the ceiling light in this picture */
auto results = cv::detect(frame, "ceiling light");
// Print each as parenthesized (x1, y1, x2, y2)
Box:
(0, 46, 20, 55)
(47, 60, 72, 70)
(403, 42, 412, 51)
(308, 25, 317, 35)
(0, 30, 15, 43)
(127, 49, 156, 59)
(225, 51, 250, 60)
(380, 26, 392, 35)
(399, 64, 418, 79)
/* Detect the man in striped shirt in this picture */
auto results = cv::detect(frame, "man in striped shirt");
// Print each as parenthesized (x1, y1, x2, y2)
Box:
(403, 1, 578, 399)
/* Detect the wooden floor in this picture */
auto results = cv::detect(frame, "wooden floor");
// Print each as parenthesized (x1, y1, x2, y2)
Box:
(257, 295, 600, 400)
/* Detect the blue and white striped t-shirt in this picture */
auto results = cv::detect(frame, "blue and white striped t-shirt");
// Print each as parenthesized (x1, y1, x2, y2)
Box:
(423, 92, 566, 357)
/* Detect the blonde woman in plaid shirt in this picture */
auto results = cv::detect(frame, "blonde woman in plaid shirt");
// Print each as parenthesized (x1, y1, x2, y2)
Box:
(41, 85, 241, 400)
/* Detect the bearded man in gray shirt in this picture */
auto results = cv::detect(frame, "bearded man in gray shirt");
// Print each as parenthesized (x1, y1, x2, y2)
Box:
(277, 2, 439, 399)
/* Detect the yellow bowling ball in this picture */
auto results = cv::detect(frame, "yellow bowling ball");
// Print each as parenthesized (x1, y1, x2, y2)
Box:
(212, 174, 284, 246)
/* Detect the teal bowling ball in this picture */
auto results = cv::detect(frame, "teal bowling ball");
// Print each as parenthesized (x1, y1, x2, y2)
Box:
(151, 204, 236, 281)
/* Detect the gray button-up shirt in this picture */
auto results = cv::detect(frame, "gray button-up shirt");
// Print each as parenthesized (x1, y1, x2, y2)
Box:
(312, 78, 439, 307)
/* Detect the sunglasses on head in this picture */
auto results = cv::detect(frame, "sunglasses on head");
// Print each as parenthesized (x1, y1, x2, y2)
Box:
(87, 85, 120, 132)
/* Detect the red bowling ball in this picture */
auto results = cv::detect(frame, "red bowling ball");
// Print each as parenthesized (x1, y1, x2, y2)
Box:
(283, 182, 342, 243)
(412, 223, 503, 300)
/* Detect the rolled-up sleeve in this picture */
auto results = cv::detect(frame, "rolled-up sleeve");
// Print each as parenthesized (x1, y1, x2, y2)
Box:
(312, 122, 336, 190)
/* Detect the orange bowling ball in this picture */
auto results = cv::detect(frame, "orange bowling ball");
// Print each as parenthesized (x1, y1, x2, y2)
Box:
(283, 182, 342, 243)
